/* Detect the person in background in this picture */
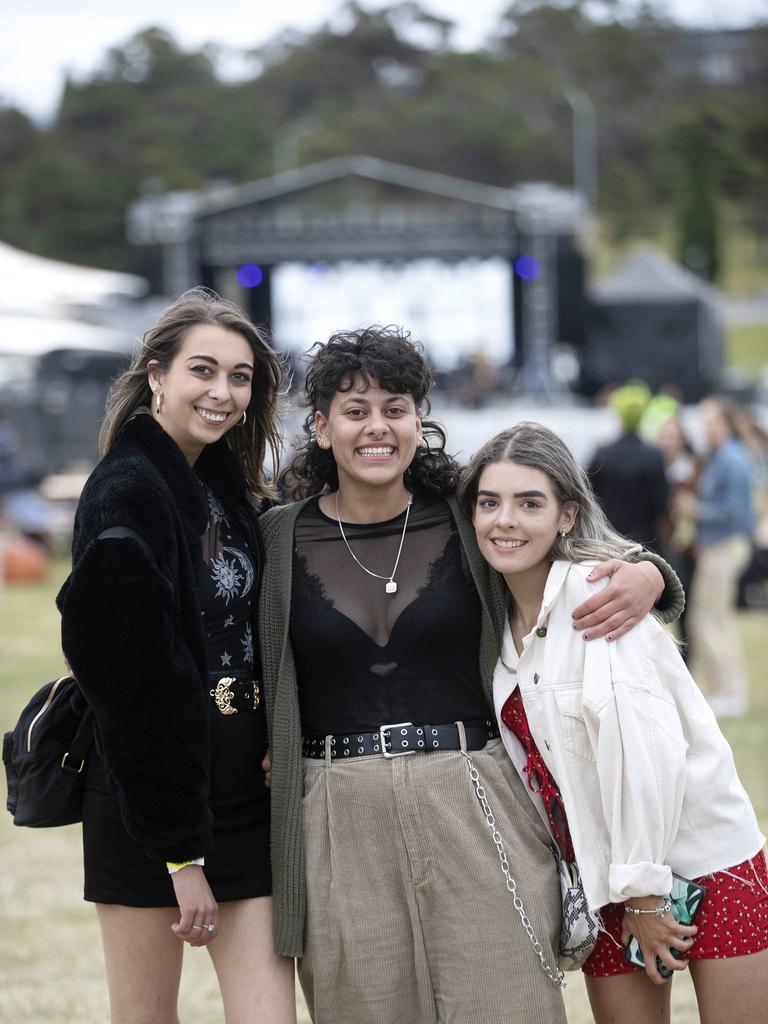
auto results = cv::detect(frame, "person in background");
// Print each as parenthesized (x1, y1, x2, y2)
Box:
(638, 389, 682, 445)
(733, 406, 768, 608)
(683, 396, 755, 717)
(460, 421, 767, 1024)
(0, 406, 21, 608)
(0, 406, 23, 498)
(656, 411, 699, 660)
(57, 290, 296, 1023)
(588, 382, 670, 552)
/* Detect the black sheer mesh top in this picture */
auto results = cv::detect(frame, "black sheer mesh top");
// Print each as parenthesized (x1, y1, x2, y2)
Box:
(290, 493, 487, 735)
(198, 487, 257, 681)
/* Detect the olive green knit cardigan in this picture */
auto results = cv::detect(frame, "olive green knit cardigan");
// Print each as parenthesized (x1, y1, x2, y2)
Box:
(257, 496, 683, 957)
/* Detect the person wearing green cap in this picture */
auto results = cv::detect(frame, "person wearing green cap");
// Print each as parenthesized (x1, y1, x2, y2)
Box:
(588, 383, 670, 551)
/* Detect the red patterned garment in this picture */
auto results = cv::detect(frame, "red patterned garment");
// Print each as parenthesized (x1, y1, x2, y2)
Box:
(500, 685, 575, 861)
(501, 687, 768, 976)
(583, 850, 768, 976)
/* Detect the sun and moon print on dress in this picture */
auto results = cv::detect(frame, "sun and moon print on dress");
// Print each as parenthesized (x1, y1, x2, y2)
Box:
(200, 487, 255, 673)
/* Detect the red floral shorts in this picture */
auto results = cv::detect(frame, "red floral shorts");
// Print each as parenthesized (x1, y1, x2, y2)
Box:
(582, 850, 768, 977)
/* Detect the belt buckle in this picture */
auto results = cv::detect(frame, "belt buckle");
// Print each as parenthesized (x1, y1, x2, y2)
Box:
(210, 676, 238, 716)
(380, 722, 415, 759)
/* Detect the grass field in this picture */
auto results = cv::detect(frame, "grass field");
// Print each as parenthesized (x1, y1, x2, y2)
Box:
(727, 323, 768, 379)
(1, 560, 765, 1023)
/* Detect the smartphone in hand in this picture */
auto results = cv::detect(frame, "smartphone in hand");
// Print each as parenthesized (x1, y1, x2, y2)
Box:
(624, 874, 707, 979)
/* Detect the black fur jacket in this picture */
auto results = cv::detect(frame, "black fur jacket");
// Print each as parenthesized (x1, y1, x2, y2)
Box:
(57, 411, 262, 862)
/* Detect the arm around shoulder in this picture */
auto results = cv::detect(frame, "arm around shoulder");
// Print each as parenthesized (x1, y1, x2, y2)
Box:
(632, 549, 685, 624)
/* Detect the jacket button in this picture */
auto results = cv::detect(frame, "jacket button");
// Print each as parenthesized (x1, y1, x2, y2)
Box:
(536, 626, 547, 637)
(533, 673, 539, 685)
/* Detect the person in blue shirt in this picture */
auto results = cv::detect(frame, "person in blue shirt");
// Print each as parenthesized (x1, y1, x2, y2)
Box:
(683, 396, 755, 717)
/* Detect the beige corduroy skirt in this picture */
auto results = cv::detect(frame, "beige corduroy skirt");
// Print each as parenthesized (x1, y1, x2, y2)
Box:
(299, 733, 567, 1024)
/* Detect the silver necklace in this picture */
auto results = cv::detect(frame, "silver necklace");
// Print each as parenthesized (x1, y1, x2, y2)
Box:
(335, 492, 412, 594)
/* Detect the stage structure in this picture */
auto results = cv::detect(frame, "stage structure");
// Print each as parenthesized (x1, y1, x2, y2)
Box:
(128, 156, 587, 394)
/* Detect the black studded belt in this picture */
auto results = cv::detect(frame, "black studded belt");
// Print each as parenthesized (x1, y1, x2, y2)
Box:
(302, 717, 499, 760)
(208, 676, 260, 716)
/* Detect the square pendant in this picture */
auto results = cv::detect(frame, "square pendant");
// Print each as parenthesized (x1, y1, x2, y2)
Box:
(385, 580, 398, 594)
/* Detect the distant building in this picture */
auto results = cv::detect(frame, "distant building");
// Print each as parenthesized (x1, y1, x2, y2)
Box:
(660, 26, 767, 86)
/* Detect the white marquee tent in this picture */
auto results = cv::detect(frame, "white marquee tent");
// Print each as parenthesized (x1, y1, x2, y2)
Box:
(0, 313, 130, 357)
(0, 240, 147, 317)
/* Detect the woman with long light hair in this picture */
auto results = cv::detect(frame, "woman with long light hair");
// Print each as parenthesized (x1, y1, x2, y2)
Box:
(59, 289, 295, 1023)
(460, 421, 767, 1024)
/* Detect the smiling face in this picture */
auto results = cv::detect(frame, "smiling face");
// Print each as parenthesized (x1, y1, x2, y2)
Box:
(314, 377, 422, 493)
(148, 323, 254, 464)
(473, 460, 577, 582)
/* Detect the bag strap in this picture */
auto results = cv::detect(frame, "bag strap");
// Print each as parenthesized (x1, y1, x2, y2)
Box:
(61, 696, 95, 772)
(60, 527, 158, 771)
(96, 526, 157, 566)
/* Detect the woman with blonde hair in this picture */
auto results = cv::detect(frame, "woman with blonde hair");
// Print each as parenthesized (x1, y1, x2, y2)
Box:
(58, 289, 296, 1023)
(459, 420, 767, 1024)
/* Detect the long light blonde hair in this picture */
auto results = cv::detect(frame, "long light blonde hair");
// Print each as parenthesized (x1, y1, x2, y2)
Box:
(457, 421, 637, 563)
(99, 288, 283, 506)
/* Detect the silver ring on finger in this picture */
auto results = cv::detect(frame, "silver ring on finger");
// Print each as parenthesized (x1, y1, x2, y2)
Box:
(203, 923, 215, 932)
(191, 924, 203, 930)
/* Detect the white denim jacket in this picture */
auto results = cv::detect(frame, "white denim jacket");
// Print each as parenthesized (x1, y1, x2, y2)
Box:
(493, 560, 765, 911)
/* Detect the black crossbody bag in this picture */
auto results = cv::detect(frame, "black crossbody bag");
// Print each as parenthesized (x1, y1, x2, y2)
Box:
(3, 527, 156, 827)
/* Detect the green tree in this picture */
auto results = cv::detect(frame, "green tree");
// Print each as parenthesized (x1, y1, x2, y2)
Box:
(0, 3, 765, 279)
(671, 114, 721, 281)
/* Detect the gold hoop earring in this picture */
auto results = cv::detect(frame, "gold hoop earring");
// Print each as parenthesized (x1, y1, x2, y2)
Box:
(240, 410, 247, 426)
(155, 391, 163, 415)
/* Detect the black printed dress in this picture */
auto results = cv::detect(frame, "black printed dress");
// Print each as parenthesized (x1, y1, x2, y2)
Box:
(81, 486, 271, 907)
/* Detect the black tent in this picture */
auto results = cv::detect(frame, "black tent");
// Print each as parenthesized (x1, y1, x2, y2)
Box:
(579, 250, 724, 400)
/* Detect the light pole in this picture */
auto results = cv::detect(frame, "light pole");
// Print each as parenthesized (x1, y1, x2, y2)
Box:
(563, 86, 598, 211)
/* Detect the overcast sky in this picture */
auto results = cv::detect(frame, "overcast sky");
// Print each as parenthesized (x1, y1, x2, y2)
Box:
(1, 0, 766, 121)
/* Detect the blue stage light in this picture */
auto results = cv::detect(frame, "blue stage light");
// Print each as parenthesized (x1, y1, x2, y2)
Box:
(237, 264, 264, 288)
(513, 256, 540, 280)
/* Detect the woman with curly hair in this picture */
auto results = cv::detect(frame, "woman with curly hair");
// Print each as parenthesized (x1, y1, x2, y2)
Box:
(259, 326, 684, 1023)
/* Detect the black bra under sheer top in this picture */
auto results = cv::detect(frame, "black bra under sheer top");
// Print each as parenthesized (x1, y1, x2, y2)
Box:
(290, 493, 487, 736)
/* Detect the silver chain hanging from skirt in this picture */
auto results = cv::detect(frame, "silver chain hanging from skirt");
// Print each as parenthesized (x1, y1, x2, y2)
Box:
(461, 750, 566, 989)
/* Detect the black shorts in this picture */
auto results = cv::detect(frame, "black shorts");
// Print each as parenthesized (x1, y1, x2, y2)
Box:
(82, 704, 271, 907)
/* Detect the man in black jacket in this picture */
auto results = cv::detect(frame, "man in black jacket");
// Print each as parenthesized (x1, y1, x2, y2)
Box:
(588, 383, 670, 552)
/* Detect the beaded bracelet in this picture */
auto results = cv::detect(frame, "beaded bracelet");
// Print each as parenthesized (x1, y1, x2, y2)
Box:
(624, 898, 672, 916)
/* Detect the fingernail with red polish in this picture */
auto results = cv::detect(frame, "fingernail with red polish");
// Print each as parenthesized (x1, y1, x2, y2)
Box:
(606, 634, 613, 642)
(583, 632, 589, 640)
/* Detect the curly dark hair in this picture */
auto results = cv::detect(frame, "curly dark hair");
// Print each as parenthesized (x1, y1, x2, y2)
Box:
(284, 325, 460, 500)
